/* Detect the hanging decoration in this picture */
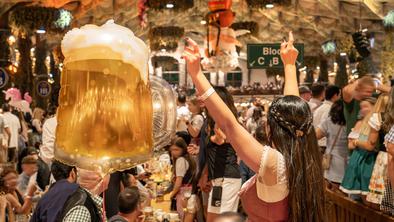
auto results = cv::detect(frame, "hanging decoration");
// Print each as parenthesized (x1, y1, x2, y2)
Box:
(336, 35, 354, 56)
(202, 0, 240, 73)
(56, 20, 176, 175)
(9, 6, 73, 35)
(231, 21, 259, 36)
(4, 88, 32, 114)
(383, 10, 394, 31)
(138, 0, 148, 28)
(149, 26, 184, 51)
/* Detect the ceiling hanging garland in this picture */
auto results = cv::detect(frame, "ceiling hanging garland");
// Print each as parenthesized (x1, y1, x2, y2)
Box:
(9, 6, 73, 35)
(383, 10, 394, 31)
(231, 21, 259, 36)
(149, 26, 185, 51)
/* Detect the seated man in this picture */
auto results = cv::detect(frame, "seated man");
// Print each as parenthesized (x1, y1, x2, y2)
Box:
(31, 160, 109, 222)
(109, 187, 142, 222)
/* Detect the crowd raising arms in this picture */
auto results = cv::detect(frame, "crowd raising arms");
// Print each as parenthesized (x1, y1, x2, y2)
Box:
(183, 32, 325, 222)
(182, 32, 299, 174)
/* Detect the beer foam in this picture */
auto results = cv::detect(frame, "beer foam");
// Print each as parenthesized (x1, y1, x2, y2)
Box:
(61, 20, 149, 83)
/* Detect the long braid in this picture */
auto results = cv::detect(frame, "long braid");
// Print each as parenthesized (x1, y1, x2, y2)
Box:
(270, 106, 313, 138)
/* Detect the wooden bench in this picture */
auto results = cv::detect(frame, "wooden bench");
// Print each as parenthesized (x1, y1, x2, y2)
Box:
(326, 188, 394, 222)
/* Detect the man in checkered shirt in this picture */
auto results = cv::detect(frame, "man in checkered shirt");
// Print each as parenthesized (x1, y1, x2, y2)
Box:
(31, 160, 108, 222)
(382, 126, 394, 216)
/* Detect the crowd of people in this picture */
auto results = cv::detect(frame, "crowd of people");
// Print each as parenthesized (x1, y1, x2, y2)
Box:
(0, 32, 393, 222)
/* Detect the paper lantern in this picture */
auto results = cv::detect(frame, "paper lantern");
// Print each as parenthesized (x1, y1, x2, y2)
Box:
(56, 20, 175, 175)
(218, 10, 235, 27)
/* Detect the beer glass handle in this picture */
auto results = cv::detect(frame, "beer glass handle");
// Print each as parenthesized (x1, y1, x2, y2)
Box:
(150, 76, 177, 151)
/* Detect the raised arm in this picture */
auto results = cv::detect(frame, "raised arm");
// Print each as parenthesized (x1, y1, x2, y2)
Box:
(281, 32, 299, 96)
(343, 80, 357, 103)
(182, 32, 298, 173)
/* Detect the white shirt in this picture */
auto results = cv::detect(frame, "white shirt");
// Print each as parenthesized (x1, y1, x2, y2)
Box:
(3, 112, 21, 149)
(177, 105, 190, 132)
(313, 100, 333, 147)
(40, 116, 57, 164)
(191, 114, 204, 134)
(308, 98, 323, 113)
(246, 105, 256, 120)
(246, 118, 258, 135)
(175, 157, 190, 178)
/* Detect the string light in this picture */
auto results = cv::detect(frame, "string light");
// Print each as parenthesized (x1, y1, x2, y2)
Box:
(265, 4, 274, 9)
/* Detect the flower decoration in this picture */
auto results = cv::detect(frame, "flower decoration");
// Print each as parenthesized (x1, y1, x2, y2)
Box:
(9, 6, 73, 34)
(54, 9, 73, 29)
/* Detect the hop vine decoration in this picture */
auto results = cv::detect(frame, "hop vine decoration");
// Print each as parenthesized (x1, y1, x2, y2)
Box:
(383, 10, 394, 31)
(9, 6, 73, 35)
(149, 26, 185, 51)
(231, 21, 259, 36)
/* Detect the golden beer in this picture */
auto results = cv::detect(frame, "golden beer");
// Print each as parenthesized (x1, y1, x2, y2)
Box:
(56, 21, 153, 174)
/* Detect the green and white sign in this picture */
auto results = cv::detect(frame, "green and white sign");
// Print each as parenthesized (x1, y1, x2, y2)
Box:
(247, 43, 304, 69)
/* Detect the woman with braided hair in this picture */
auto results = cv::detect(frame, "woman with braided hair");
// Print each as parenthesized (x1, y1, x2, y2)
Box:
(182, 32, 325, 222)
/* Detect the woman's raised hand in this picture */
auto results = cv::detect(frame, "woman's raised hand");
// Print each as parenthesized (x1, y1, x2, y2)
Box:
(182, 38, 202, 78)
(280, 31, 299, 66)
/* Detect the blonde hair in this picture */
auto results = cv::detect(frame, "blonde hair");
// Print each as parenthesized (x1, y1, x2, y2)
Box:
(188, 96, 202, 114)
(32, 107, 45, 120)
(357, 76, 375, 89)
(359, 94, 389, 136)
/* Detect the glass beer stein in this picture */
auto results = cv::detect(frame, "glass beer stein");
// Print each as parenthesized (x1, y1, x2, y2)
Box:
(55, 20, 176, 174)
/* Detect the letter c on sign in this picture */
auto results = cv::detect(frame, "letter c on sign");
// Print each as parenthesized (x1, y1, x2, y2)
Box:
(257, 57, 265, 65)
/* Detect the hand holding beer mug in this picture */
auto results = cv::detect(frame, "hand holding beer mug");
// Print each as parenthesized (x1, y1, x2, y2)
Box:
(56, 20, 176, 175)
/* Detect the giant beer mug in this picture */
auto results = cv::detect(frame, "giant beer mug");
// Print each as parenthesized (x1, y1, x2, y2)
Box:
(56, 20, 176, 175)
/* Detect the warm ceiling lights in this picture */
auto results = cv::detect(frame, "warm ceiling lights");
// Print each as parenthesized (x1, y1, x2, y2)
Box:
(161, 49, 167, 52)
(36, 28, 46, 34)
(166, 3, 174, 8)
(265, 4, 274, 9)
(200, 20, 207, 25)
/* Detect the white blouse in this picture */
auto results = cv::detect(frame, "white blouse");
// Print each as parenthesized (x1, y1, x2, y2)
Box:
(256, 146, 289, 203)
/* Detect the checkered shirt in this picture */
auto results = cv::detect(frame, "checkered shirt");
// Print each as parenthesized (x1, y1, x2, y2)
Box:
(62, 189, 103, 222)
(385, 125, 394, 144)
(381, 180, 394, 216)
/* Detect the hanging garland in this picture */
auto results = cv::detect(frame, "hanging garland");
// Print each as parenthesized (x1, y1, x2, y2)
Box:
(149, 26, 184, 51)
(231, 21, 259, 36)
(383, 10, 394, 31)
(336, 35, 354, 56)
(151, 56, 179, 71)
(9, 6, 72, 35)
(266, 67, 284, 77)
